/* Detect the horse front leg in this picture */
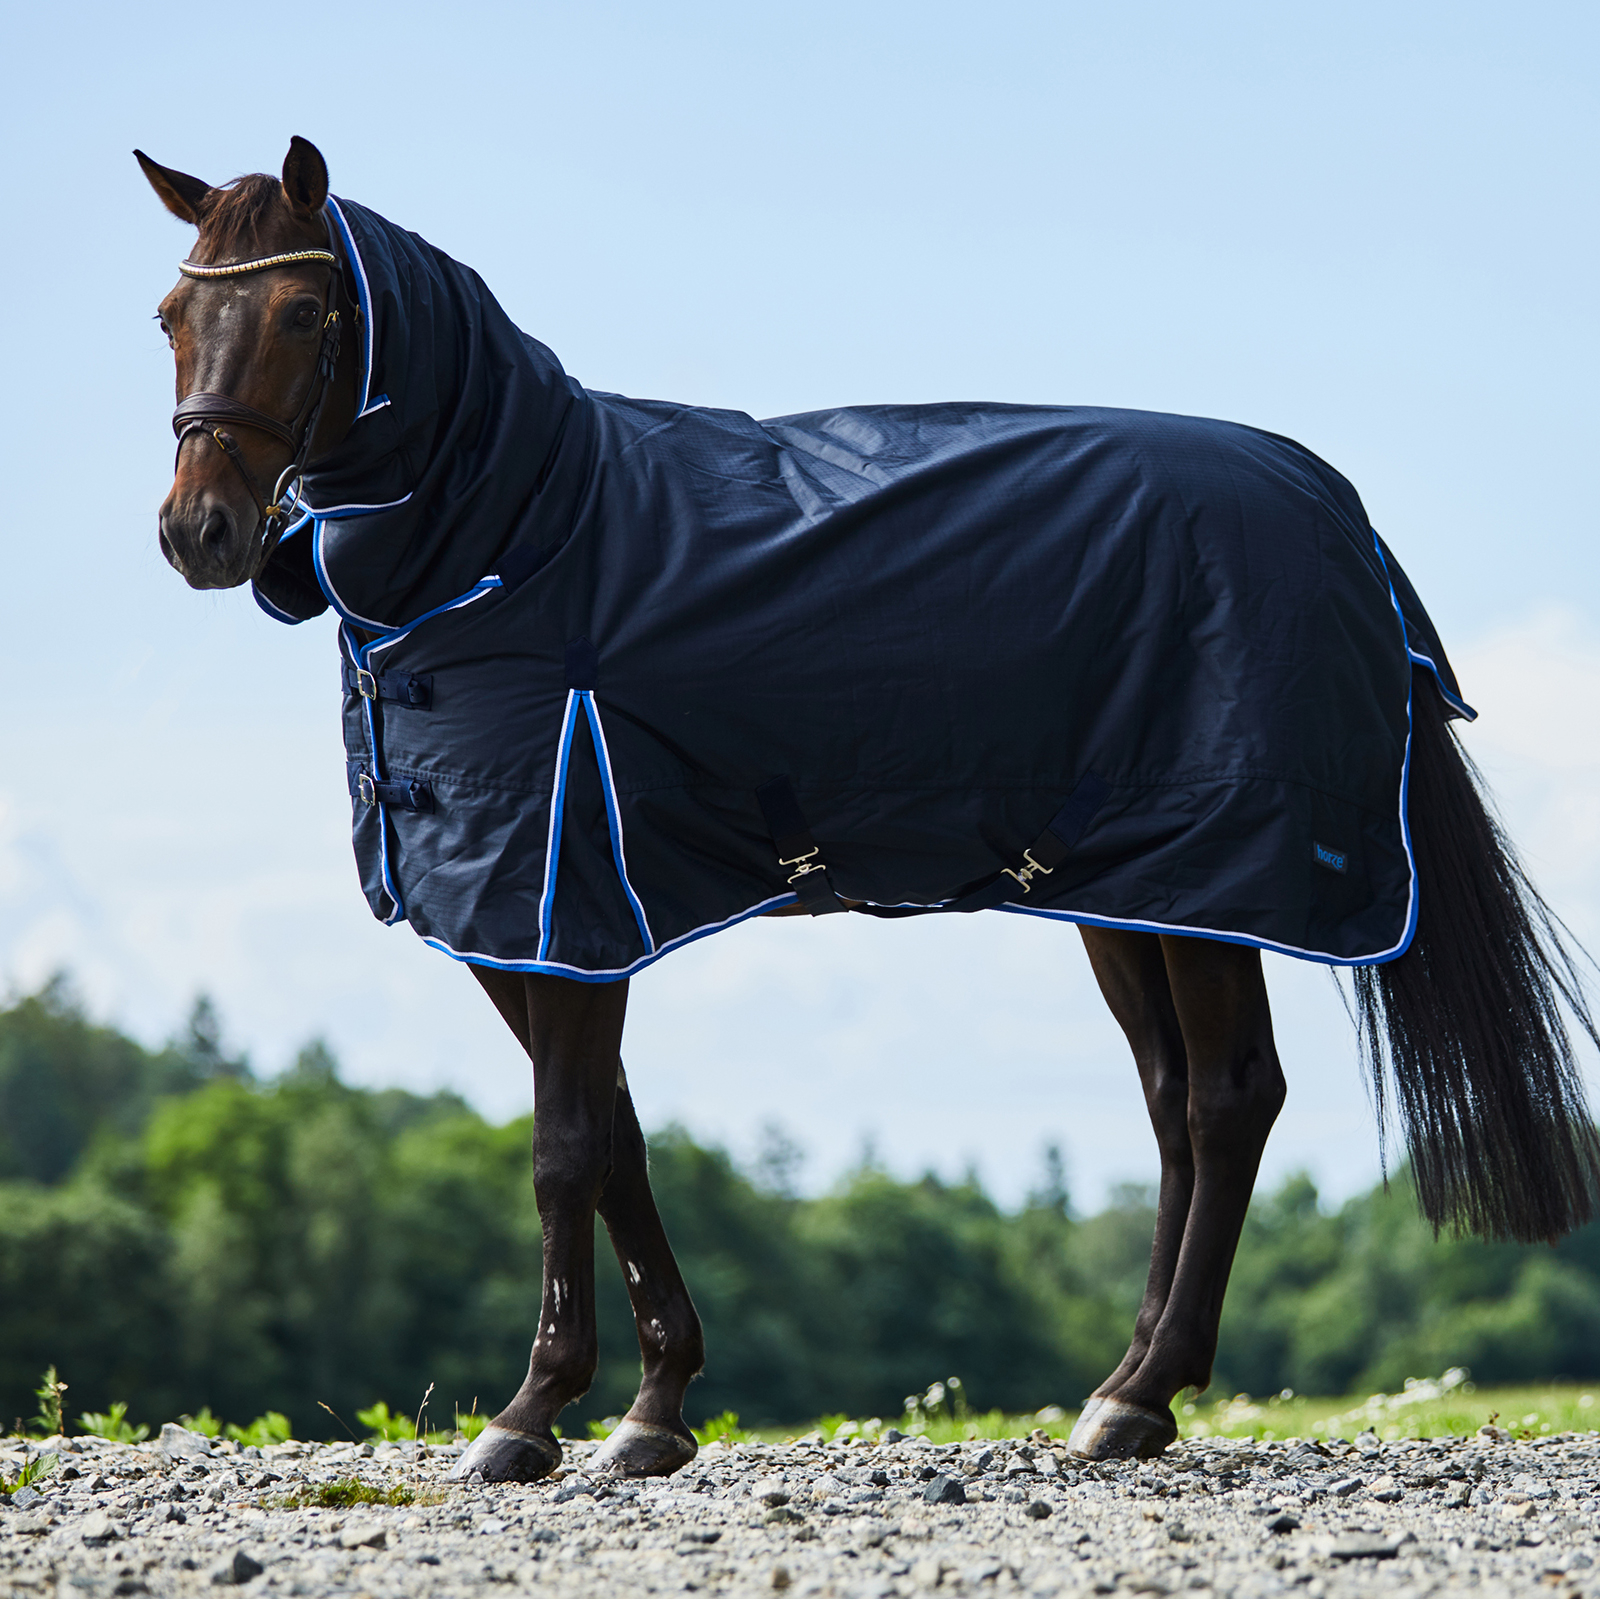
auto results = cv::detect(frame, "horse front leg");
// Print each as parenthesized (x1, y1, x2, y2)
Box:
(1070, 933, 1284, 1461)
(452, 970, 628, 1483)
(1073, 927, 1196, 1439)
(586, 1067, 704, 1476)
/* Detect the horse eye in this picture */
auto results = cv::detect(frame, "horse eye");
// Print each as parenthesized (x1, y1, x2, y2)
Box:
(292, 305, 319, 329)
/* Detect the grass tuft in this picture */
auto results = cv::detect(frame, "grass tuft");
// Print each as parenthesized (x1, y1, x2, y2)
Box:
(272, 1479, 428, 1510)
(2, 1452, 58, 1496)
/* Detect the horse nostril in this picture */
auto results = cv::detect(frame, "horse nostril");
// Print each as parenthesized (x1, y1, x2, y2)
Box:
(200, 507, 232, 548)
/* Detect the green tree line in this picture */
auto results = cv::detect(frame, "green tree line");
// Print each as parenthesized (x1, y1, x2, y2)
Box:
(4, 979, 1600, 1438)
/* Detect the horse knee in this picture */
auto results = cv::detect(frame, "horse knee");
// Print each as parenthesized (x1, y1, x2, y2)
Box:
(1187, 1047, 1284, 1152)
(1141, 1059, 1192, 1150)
(532, 1143, 613, 1214)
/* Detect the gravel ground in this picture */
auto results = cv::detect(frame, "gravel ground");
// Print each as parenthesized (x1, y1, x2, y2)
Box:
(4, 1422, 1600, 1598)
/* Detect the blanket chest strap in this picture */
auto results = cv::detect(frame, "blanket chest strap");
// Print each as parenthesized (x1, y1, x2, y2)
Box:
(343, 663, 434, 708)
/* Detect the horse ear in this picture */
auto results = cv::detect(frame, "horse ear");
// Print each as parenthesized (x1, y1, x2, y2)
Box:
(134, 150, 213, 224)
(281, 136, 329, 215)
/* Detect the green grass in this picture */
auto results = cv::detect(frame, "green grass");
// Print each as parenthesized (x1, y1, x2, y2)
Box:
(2, 1452, 58, 1496)
(76, 1402, 148, 1443)
(730, 1380, 1600, 1447)
(1178, 1381, 1600, 1443)
(271, 1480, 427, 1510)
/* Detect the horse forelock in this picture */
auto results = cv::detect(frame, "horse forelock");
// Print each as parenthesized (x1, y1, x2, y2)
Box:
(190, 173, 315, 265)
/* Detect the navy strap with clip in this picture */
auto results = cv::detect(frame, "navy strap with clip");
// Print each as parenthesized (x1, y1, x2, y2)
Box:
(756, 776, 847, 915)
(851, 770, 1111, 919)
(351, 769, 435, 813)
(342, 663, 434, 709)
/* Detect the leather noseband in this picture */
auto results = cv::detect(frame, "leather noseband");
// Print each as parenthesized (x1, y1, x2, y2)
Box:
(170, 225, 346, 560)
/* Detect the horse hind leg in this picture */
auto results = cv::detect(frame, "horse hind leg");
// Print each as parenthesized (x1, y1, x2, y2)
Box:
(1070, 931, 1285, 1461)
(587, 1065, 704, 1477)
(1070, 927, 1197, 1454)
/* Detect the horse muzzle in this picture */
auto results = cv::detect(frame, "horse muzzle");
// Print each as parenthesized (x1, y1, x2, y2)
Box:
(159, 488, 263, 590)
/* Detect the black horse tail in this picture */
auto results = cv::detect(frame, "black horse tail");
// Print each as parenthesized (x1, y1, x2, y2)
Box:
(1351, 675, 1600, 1242)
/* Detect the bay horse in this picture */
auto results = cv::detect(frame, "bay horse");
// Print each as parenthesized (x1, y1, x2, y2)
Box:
(138, 137, 1600, 1478)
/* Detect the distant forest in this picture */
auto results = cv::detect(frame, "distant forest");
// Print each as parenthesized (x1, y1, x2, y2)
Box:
(4, 978, 1600, 1438)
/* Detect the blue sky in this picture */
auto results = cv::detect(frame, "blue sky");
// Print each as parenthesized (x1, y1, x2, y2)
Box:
(3, 1, 1598, 1208)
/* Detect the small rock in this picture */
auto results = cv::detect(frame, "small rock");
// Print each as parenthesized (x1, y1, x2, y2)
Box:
(553, 1476, 595, 1503)
(1328, 1475, 1364, 1497)
(909, 1557, 946, 1588)
(1510, 1474, 1556, 1501)
(752, 1477, 790, 1506)
(923, 1473, 966, 1505)
(1478, 1424, 1513, 1444)
(1026, 1499, 1053, 1519)
(209, 1550, 265, 1585)
(158, 1422, 215, 1460)
(882, 1428, 905, 1443)
(339, 1519, 387, 1549)
(80, 1509, 124, 1544)
(1330, 1532, 1403, 1560)
(765, 1505, 806, 1525)
(478, 1517, 506, 1535)
(1166, 1521, 1192, 1542)
(1368, 1474, 1403, 1503)
(164, 1504, 187, 1524)
(8, 1486, 43, 1510)
(1266, 1512, 1301, 1534)
(1353, 1431, 1383, 1457)
(771, 1565, 792, 1591)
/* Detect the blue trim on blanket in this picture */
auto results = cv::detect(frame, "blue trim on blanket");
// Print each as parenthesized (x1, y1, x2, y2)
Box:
(324, 198, 375, 417)
(254, 587, 305, 625)
(1407, 648, 1476, 720)
(536, 692, 581, 961)
(579, 693, 656, 955)
(421, 893, 799, 982)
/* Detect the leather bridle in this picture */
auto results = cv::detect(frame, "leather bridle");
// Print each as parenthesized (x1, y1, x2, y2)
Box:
(170, 215, 347, 563)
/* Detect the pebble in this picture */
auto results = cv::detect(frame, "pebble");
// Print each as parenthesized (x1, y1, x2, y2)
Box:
(1, 1428, 1599, 1594)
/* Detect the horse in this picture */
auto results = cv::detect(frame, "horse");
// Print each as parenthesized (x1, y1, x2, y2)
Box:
(138, 137, 1600, 1479)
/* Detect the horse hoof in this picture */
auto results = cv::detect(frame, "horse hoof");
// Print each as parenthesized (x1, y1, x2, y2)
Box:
(1065, 1398, 1177, 1461)
(448, 1424, 562, 1483)
(588, 1419, 698, 1478)
(1074, 1396, 1106, 1430)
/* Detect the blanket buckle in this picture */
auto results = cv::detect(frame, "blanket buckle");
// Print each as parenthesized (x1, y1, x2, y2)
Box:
(781, 846, 826, 885)
(1003, 848, 1055, 894)
(357, 771, 377, 806)
(355, 667, 378, 700)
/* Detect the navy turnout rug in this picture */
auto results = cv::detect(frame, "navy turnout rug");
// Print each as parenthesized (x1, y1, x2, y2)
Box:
(254, 197, 1473, 981)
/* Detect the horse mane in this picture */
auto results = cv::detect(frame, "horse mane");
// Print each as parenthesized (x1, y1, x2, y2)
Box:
(191, 173, 297, 264)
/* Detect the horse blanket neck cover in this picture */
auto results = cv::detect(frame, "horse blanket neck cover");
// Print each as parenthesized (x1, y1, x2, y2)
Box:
(255, 197, 1473, 981)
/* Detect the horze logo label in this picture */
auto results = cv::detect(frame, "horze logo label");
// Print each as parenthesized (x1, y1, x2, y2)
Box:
(1313, 841, 1348, 874)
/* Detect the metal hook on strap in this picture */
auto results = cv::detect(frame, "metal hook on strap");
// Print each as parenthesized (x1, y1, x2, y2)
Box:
(756, 777, 846, 915)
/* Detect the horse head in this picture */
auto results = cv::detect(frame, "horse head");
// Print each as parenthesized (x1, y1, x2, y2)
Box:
(137, 137, 355, 589)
